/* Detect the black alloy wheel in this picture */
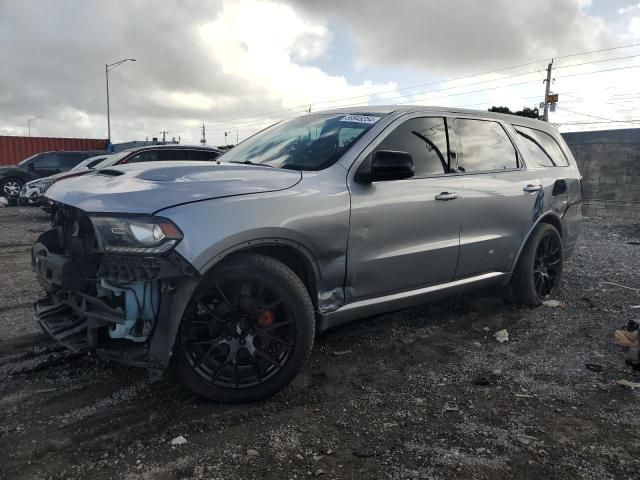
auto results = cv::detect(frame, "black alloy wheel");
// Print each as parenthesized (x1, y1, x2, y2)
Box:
(506, 223, 564, 305)
(175, 254, 314, 403)
(533, 230, 562, 299)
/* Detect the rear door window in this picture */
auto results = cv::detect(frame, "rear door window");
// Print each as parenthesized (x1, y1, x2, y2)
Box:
(158, 149, 189, 161)
(514, 126, 569, 167)
(58, 152, 89, 169)
(189, 150, 220, 161)
(125, 150, 159, 163)
(453, 119, 518, 172)
(375, 117, 450, 176)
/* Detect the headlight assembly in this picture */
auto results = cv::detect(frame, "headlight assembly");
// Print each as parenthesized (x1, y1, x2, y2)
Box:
(90, 216, 183, 254)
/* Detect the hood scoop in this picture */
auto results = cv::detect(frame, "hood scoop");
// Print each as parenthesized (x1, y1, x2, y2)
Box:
(98, 169, 125, 177)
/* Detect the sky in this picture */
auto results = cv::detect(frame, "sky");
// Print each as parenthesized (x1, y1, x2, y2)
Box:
(0, 0, 639, 145)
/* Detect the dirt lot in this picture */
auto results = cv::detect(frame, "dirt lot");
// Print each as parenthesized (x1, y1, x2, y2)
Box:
(0, 206, 639, 480)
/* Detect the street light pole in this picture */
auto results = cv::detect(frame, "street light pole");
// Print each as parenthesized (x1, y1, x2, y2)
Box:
(27, 116, 43, 137)
(105, 58, 136, 144)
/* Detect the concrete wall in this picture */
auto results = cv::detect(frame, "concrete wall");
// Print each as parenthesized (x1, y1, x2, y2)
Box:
(561, 128, 640, 219)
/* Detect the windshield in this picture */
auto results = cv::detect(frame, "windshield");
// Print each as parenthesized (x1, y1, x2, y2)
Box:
(219, 113, 385, 170)
(92, 151, 130, 169)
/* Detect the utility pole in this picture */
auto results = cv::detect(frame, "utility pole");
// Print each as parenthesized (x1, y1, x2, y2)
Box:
(160, 130, 168, 142)
(201, 123, 206, 145)
(543, 59, 554, 121)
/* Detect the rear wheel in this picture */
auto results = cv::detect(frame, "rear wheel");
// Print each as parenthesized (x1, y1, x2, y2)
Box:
(506, 223, 563, 305)
(174, 254, 315, 403)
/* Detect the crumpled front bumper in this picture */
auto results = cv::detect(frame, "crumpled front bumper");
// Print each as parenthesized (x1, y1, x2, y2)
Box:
(32, 240, 199, 370)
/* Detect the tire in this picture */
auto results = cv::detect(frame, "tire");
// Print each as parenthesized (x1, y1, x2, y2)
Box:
(0, 177, 24, 202)
(174, 254, 315, 403)
(506, 223, 563, 306)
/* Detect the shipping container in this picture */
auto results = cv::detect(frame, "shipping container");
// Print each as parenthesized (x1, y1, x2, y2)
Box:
(0, 136, 109, 165)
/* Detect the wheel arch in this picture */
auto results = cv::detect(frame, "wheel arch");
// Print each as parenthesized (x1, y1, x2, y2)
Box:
(506, 212, 564, 282)
(198, 238, 323, 310)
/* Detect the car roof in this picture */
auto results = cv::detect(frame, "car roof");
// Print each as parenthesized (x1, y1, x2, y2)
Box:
(317, 105, 558, 134)
(119, 144, 223, 154)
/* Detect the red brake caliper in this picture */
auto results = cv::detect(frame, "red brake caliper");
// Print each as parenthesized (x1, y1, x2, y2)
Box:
(257, 310, 275, 328)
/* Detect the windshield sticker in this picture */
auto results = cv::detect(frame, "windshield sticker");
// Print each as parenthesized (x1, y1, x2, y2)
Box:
(339, 114, 380, 124)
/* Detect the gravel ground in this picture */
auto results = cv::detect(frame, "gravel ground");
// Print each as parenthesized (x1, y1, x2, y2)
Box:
(0, 206, 639, 480)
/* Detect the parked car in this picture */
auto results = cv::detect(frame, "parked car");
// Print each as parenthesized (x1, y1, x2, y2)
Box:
(19, 155, 111, 206)
(32, 107, 582, 403)
(32, 145, 222, 211)
(0, 150, 108, 204)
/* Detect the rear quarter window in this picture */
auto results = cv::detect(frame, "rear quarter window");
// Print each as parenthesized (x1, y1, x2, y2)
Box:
(514, 126, 569, 167)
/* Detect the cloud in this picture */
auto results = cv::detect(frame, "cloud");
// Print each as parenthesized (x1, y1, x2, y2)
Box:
(0, 0, 395, 144)
(283, 0, 615, 74)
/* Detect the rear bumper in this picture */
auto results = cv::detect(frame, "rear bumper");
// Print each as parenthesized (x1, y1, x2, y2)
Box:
(32, 240, 199, 370)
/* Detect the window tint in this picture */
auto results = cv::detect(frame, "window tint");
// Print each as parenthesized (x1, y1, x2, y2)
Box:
(514, 126, 568, 167)
(126, 151, 159, 163)
(33, 153, 61, 168)
(454, 119, 518, 172)
(158, 149, 189, 161)
(376, 117, 449, 176)
(189, 150, 220, 161)
(58, 152, 88, 168)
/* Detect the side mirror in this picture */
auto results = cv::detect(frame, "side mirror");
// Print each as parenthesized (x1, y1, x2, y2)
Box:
(355, 150, 415, 183)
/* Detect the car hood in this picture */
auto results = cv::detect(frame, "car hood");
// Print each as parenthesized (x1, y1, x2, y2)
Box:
(45, 161, 302, 214)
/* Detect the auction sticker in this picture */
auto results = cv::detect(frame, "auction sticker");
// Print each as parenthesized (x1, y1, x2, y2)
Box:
(339, 114, 380, 124)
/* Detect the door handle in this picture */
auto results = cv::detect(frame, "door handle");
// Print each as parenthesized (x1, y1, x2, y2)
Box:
(435, 192, 459, 201)
(523, 184, 542, 192)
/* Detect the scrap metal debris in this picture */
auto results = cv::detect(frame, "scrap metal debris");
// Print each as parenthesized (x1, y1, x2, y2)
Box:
(617, 380, 640, 390)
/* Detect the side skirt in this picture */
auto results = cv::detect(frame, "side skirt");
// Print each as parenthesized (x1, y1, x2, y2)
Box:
(318, 272, 507, 331)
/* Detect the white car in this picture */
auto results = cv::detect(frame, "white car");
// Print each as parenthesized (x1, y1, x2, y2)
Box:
(18, 155, 110, 206)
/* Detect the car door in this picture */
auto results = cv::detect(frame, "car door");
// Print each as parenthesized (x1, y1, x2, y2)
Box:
(451, 117, 542, 278)
(346, 116, 462, 301)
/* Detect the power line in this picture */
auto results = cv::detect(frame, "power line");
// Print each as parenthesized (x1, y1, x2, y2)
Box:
(554, 107, 618, 122)
(168, 42, 640, 135)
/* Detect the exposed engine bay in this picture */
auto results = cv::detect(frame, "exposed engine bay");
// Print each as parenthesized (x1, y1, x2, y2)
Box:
(32, 204, 198, 369)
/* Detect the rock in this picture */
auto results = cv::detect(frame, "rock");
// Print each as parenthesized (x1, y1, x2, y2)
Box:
(0, 197, 7, 208)
(247, 449, 259, 456)
(494, 329, 509, 343)
(313, 454, 324, 461)
(542, 299, 565, 308)
(170, 436, 187, 446)
(314, 468, 326, 476)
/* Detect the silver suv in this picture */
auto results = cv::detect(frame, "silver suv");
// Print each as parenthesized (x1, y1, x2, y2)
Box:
(33, 107, 582, 403)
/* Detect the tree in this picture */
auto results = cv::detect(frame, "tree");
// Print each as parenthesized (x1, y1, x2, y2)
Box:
(488, 106, 541, 119)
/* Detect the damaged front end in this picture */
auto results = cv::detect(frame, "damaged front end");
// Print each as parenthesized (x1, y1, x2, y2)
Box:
(32, 204, 199, 371)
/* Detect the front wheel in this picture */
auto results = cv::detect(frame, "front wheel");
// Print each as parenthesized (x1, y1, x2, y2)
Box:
(1, 177, 24, 203)
(506, 223, 563, 305)
(174, 254, 315, 403)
